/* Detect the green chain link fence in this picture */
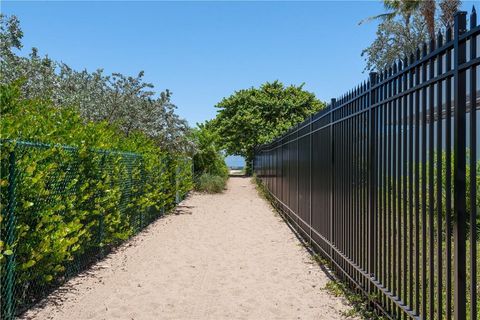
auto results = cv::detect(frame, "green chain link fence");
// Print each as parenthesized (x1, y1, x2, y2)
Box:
(0, 139, 192, 319)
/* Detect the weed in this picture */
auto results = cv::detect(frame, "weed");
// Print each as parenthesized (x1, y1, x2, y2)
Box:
(195, 173, 227, 193)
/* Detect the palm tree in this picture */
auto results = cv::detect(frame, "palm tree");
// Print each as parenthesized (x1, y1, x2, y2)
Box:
(360, 0, 421, 29)
(421, 0, 436, 39)
(363, 0, 460, 38)
(439, 0, 461, 27)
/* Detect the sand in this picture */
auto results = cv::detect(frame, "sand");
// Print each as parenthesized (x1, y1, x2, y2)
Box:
(22, 177, 358, 320)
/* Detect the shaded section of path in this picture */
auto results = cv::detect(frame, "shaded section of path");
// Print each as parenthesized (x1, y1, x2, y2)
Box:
(24, 177, 357, 320)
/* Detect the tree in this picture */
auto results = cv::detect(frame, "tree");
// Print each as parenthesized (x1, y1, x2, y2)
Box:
(0, 14, 192, 154)
(361, 0, 421, 27)
(0, 14, 22, 61)
(212, 81, 325, 174)
(439, 0, 461, 27)
(421, 0, 436, 38)
(362, 11, 428, 72)
(362, 0, 461, 72)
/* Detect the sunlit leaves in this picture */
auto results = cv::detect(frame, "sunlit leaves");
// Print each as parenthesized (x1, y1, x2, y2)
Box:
(212, 81, 325, 173)
(0, 80, 193, 294)
(190, 123, 228, 179)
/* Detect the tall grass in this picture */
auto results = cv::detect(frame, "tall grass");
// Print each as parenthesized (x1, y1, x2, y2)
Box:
(195, 173, 227, 193)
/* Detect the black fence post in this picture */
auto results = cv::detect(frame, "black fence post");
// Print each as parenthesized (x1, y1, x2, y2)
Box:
(330, 98, 336, 259)
(468, 8, 478, 320)
(453, 11, 467, 320)
(309, 115, 312, 244)
(368, 72, 377, 296)
(251, 155, 255, 175)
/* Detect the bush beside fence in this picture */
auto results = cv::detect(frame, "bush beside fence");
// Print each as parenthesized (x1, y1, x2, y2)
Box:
(0, 140, 192, 319)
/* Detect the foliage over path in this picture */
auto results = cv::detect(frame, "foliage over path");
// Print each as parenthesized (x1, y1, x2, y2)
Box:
(211, 81, 324, 174)
(23, 177, 358, 320)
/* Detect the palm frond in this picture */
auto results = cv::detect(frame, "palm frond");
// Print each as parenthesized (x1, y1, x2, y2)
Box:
(359, 12, 397, 25)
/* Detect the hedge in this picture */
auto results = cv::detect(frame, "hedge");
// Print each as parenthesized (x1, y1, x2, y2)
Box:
(0, 82, 193, 318)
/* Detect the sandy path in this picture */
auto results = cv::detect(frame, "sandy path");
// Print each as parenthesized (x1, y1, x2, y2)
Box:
(23, 177, 357, 320)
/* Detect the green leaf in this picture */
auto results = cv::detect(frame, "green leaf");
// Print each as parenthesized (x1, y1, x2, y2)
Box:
(24, 201, 34, 209)
(21, 259, 36, 269)
(26, 164, 36, 174)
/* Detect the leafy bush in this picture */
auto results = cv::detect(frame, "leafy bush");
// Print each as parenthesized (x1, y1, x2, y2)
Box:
(191, 123, 228, 178)
(0, 82, 193, 314)
(190, 123, 228, 193)
(195, 173, 227, 193)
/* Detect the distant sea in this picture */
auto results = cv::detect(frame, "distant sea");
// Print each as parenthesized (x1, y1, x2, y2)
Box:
(225, 155, 245, 168)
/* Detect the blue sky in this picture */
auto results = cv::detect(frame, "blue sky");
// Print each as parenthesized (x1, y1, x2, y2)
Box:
(5, 0, 478, 125)
(3, 0, 386, 126)
(3, 1, 477, 166)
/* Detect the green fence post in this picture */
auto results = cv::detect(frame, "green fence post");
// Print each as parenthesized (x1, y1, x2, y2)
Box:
(2, 150, 17, 320)
(141, 158, 146, 229)
(175, 162, 180, 204)
(97, 154, 106, 256)
(190, 158, 193, 190)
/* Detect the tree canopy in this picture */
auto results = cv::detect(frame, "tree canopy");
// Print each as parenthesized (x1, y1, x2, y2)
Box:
(0, 14, 192, 154)
(211, 81, 324, 172)
(362, 0, 460, 72)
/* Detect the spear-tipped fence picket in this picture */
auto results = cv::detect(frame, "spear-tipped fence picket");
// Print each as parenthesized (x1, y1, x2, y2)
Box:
(254, 10, 479, 320)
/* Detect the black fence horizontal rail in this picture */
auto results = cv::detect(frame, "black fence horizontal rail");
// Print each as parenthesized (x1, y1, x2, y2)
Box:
(254, 10, 479, 320)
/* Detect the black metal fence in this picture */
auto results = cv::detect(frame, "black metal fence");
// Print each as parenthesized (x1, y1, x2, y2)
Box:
(254, 11, 479, 320)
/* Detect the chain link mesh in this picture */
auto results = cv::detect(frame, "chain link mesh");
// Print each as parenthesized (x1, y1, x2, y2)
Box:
(0, 140, 192, 319)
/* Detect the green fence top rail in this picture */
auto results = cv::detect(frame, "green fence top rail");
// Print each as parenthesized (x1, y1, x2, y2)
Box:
(0, 138, 142, 157)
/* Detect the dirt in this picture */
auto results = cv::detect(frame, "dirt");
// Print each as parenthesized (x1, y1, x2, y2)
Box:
(23, 177, 358, 320)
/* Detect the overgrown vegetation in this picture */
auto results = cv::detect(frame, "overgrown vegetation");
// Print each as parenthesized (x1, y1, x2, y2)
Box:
(195, 174, 227, 193)
(190, 123, 228, 193)
(324, 280, 387, 319)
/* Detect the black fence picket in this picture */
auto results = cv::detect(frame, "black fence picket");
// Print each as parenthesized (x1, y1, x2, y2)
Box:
(254, 10, 479, 320)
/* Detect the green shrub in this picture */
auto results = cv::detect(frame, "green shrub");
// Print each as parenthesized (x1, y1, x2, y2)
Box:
(195, 173, 227, 193)
(191, 123, 228, 180)
(0, 82, 193, 314)
(190, 122, 228, 194)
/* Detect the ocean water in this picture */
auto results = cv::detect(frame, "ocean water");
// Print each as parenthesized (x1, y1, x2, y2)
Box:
(225, 155, 245, 168)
